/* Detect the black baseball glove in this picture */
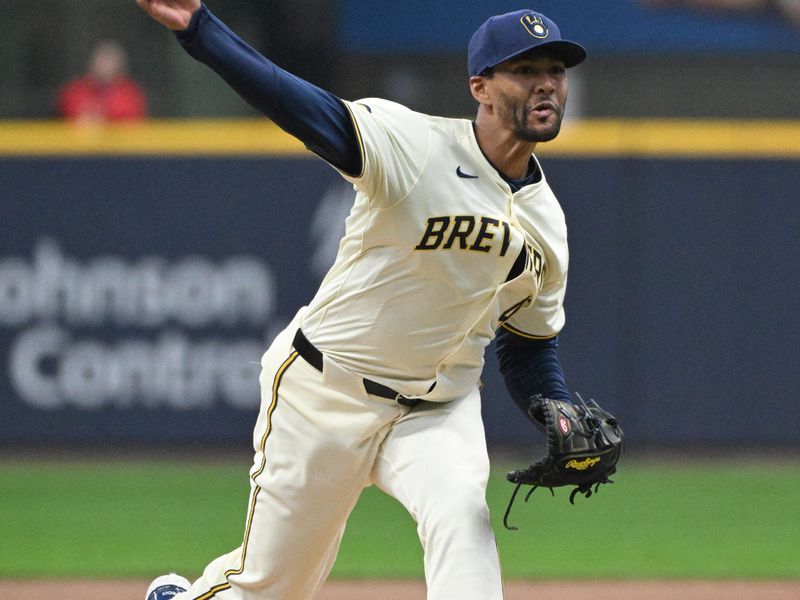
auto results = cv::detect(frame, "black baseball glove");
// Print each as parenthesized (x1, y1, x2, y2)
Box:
(503, 393, 623, 530)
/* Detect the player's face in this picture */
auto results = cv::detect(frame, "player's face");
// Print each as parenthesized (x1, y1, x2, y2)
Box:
(486, 54, 568, 143)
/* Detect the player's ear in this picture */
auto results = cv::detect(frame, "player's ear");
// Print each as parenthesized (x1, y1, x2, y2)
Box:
(469, 75, 491, 105)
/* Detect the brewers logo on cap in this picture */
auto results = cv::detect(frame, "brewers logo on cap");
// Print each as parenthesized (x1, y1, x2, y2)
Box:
(521, 13, 548, 39)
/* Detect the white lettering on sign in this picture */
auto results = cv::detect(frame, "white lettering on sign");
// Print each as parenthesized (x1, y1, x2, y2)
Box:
(0, 239, 274, 327)
(0, 239, 278, 411)
(9, 326, 262, 411)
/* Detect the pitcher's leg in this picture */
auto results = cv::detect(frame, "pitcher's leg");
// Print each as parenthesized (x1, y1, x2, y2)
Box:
(177, 341, 400, 599)
(182, 494, 348, 600)
(372, 389, 503, 600)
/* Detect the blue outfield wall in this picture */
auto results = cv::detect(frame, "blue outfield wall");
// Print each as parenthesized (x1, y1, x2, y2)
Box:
(337, 0, 800, 54)
(1, 154, 799, 448)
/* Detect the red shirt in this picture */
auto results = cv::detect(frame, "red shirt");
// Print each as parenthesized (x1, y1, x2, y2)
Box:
(57, 76, 147, 122)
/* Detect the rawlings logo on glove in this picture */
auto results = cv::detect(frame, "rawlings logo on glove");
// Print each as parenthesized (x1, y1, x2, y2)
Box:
(503, 393, 624, 530)
(565, 457, 601, 470)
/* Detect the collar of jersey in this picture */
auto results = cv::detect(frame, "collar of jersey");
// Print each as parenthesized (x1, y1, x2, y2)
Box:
(463, 121, 546, 195)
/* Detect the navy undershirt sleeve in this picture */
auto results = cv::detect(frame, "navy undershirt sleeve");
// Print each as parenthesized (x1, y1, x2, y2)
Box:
(175, 4, 362, 176)
(496, 327, 572, 421)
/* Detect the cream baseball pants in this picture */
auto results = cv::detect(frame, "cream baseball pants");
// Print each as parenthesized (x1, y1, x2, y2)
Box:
(175, 320, 503, 600)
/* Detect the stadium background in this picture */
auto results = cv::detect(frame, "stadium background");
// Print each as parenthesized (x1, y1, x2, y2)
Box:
(1, 0, 799, 597)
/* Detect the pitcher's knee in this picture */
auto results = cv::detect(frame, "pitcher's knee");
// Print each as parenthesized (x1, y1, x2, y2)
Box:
(418, 491, 492, 541)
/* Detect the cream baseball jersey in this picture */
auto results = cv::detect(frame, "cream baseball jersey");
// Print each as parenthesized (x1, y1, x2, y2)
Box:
(299, 98, 569, 403)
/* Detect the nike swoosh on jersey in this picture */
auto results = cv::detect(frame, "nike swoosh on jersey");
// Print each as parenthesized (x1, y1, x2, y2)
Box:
(456, 166, 479, 179)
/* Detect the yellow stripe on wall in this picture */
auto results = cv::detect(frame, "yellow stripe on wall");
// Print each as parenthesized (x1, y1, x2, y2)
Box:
(0, 119, 306, 156)
(1, 118, 799, 158)
(541, 118, 800, 158)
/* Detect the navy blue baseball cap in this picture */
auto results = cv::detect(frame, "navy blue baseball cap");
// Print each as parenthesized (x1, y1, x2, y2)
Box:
(468, 10, 587, 76)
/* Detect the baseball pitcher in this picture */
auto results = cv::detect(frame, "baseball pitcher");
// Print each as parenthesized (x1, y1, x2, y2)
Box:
(137, 2, 623, 599)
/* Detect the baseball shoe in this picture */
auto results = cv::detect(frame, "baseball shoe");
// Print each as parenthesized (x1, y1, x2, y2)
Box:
(145, 573, 191, 600)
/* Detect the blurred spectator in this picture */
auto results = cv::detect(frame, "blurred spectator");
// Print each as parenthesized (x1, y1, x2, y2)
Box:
(57, 40, 147, 122)
(639, 0, 800, 28)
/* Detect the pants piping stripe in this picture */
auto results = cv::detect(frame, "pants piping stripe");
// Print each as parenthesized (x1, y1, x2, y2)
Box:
(192, 350, 299, 600)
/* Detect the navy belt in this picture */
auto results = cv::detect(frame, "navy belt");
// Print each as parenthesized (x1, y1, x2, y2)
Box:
(292, 329, 419, 407)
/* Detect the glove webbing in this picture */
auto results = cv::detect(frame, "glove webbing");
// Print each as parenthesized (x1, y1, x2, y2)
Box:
(502, 470, 615, 530)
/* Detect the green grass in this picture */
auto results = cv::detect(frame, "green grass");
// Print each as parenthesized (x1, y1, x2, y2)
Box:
(490, 460, 800, 579)
(1, 458, 798, 580)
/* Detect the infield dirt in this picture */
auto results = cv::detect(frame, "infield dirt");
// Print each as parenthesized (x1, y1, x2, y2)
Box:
(2, 579, 799, 599)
